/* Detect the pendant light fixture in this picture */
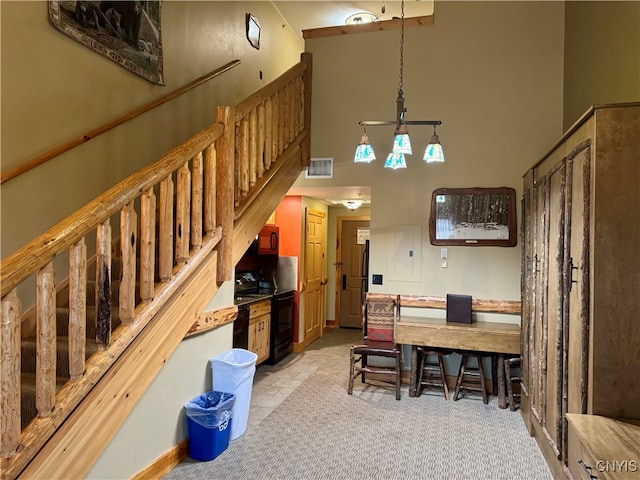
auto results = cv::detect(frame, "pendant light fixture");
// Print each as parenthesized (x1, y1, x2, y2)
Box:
(353, 125, 376, 163)
(355, 0, 445, 169)
(423, 125, 445, 163)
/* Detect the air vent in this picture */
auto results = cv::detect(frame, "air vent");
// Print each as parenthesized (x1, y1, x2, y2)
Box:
(305, 158, 333, 178)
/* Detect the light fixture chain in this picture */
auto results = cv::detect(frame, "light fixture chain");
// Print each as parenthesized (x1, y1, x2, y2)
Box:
(398, 0, 405, 94)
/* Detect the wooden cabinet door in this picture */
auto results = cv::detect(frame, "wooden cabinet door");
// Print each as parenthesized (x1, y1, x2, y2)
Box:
(529, 161, 567, 459)
(248, 319, 259, 357)
(520, 171, 535, 431)
(248, 300, 271, 364)
(530, 177, 547, 424)
(564, 145, 591, 462)
(249, 312, 271, 364)
(255, 313, 270, 363)
(544, 161, 567, 458)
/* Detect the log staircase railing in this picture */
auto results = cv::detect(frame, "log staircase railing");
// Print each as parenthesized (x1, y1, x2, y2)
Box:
(0, 52, 311, 480)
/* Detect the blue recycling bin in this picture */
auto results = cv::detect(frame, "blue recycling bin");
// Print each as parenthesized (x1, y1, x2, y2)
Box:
(211, 348, 258, 440)
(184, 391, 235, 461)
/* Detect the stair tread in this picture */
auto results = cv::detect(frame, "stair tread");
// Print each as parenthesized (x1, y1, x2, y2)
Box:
(21, 336, 102, 350)
(21, 373, 68, 392)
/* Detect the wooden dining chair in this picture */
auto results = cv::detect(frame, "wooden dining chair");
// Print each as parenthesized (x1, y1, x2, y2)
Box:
(347, 293, 402, 400)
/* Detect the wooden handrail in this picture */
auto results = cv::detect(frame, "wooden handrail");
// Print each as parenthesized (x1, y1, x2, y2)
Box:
(0, 59, 241, 186)
(0, 122, 224, 296)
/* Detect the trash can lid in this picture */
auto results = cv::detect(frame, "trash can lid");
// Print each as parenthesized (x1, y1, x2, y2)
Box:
(211, 348, 258, 367)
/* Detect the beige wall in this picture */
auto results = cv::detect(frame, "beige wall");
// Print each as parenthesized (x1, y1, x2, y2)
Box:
(297, 1, 565, 323)
(1, 1, 303, 258)
(563, 1, 640, 130)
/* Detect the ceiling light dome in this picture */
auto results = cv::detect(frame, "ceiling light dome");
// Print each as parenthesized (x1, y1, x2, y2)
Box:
(345, 12, 378, 25)
(343, 200, 364, 211)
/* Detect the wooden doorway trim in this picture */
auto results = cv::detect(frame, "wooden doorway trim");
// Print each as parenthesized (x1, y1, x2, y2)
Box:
(335, 215, 370, 328)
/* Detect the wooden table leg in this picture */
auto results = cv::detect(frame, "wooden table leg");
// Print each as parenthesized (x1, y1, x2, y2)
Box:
(409, 345, 417, 397)
(491, 354, 498, 394)
(497, 354, 507, 409)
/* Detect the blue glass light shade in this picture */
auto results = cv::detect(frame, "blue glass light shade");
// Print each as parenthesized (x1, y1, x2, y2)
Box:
(384, 152, 407, 169)
(392, 133, 412, 154)
(423, 133, 445, 163)
(354, 135, 376, 163)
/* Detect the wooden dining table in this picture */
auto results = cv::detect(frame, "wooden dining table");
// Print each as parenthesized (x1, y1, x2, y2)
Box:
(396, 315, 521, 406)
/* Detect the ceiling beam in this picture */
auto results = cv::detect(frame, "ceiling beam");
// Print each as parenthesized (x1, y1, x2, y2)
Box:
(302, 14, 434, 40)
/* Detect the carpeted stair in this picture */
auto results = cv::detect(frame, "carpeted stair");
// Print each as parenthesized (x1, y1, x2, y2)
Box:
(20, 271, 124, 429)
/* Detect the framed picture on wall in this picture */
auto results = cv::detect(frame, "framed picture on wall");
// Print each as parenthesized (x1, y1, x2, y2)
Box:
(429, 187, 517, 247)
(246, 13, 261, 50)
(48, 0, 164, 85)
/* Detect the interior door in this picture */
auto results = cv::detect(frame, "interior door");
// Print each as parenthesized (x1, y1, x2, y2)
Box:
(303, 208, 326, 345)
(339, 220, 369, 328)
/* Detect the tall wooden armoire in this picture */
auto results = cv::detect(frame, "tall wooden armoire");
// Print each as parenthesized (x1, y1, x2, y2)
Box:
(520, 103, 640, 479)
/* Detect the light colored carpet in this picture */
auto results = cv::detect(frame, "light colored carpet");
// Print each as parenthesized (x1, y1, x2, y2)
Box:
(164, 329, 552, 480)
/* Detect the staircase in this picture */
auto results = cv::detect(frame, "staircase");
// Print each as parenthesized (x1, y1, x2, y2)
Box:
(0, 52, 312, 480)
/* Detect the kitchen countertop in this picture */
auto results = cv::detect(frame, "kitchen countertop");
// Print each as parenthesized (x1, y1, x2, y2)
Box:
(234, 289, 295, 306)
(234, 293, 272, 306)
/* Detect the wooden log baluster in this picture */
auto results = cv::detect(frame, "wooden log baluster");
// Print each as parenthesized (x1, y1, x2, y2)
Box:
(288, 81, 295, 142)
(68, 239, 87, 380)
(175, 162, 191, 265)
(159, 175, 174, 282)
(249, 110, 258, 185)
(272, 91, 280, 158)
(279, 86, 286, 154)
(301, 51, 313, 167)
(203, 144, 217, 235)
(95, 220, 112, 349)
(36, 262, 56, 417)
(280, 84, 288, 149)
(297, 77, 304, 134)
(215, 105, 235, 282)
(191, 152, 204, 251)
(140, 187, 156, 303)
(120, 202, 137, 324)
(239, 118, 250, 197)
(264, 98, 273, 171)
(292, 79, 299, 136)
(234, 124, 241, 207)
(286, 82, 293, 145)
(1, 290, 21, 458)
(257, 103, 266, 178)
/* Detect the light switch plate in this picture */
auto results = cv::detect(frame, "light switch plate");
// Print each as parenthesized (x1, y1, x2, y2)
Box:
(441, 248, 448, 260)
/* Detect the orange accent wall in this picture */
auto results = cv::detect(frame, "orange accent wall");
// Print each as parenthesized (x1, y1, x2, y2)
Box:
(275, 196, 302, 257)
(275, 196, 302, 343)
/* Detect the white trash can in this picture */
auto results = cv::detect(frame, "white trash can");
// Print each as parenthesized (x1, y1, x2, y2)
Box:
(210, 348, 258, 440)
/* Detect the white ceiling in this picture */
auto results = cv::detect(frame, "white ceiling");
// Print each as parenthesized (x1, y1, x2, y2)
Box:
(273, 1, 434, 36)
(286, 185, 372, 206)
(275, 2, 434, 206)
